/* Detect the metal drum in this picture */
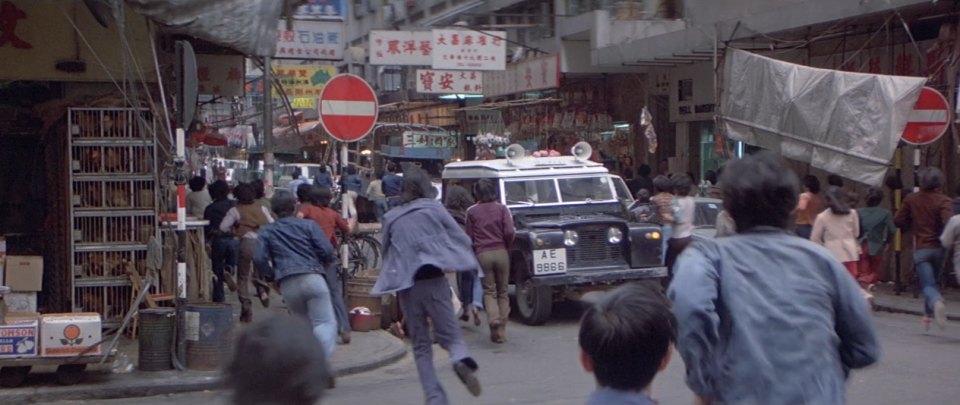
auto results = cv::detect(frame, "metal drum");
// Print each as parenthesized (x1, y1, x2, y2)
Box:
(183, 303, 234, 371)
(138, 308, 175, 371)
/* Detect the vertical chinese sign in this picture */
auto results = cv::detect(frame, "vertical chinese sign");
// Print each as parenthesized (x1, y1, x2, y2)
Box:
(431, 29, 507, 71)
(195, 55, 245, 97)
(415, 70, 483, 94)
(275, 20, 344, 60)
(369, 30, 433, 65)
(272, 65, 338, 109)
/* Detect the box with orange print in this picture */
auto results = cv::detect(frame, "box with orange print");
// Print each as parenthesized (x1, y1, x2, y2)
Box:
(39, 313, 101, 357)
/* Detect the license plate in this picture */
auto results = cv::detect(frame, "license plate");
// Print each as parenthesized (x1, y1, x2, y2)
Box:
(533, 249, 567, 275)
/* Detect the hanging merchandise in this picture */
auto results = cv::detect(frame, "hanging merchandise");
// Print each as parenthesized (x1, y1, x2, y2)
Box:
(641, 107, 658, 154)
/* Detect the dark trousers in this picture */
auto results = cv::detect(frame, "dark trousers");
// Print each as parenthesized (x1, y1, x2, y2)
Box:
(210, 237, 238, 303)
(666, 236, 694, 274)
(400, 275, 469, 405)
(322, 259, 350, 335)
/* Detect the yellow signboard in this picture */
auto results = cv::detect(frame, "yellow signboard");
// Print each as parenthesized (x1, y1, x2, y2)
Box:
(272, 65, 337, 99)
(289, 98, 317, 109)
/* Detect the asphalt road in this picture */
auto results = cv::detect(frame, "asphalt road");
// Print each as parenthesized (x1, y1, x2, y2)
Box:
(42, 306, 960, 405)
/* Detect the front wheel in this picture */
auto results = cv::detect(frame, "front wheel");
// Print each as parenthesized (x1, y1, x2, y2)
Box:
(513, 276, 553, 326)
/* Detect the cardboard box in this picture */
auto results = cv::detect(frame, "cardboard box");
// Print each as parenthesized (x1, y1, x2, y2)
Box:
(0, 312, 39, 358)
(40, 313, 101, 357)
(4, 256, 43, 292)
(4, 292, 36, 312)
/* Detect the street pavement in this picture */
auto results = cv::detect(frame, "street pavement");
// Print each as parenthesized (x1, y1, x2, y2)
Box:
(37, 303, 960, 405)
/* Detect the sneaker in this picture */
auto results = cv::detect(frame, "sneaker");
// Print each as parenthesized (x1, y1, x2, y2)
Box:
(453, 358, 481, 397)
(339, 331, 351, 345)
(934, 300, 947, 330)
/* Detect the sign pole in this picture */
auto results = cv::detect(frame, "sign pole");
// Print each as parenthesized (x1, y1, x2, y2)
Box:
(341, 143, 349, 279)
(263, 56, 275, 197)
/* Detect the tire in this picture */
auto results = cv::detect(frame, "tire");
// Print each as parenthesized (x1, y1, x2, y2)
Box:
(356, 236, 382, 270)
(513, 275, 553, 326)
(56, 364, 87, 385)
(0, 366, 30, 388)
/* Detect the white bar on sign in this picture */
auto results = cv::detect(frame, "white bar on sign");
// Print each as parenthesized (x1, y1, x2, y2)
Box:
(321, 100, 377, 116)
(909, 110, 948, 123)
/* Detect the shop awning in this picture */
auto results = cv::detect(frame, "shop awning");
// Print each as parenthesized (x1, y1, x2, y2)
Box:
(721, 49, 926, 186)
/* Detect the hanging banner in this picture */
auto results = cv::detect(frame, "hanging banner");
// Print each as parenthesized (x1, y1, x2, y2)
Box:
(195, 55, 245, 97)
(721, 49, 926, 186)
(293, 0, 346, 19)
(483, 54, 559, 97)
(369, 31, 433, 65)
(275, 20, 344, 60)
(431, 29, 507, 71)
(415, 70, 483, 94)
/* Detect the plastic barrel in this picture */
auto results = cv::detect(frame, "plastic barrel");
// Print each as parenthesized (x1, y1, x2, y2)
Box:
(183, 303, 234, 371)
(345, 276, 382, 331)
(138, 308, 175, 371)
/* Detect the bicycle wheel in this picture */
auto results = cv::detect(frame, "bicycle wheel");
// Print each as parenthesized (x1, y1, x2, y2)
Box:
(346, 237, 379, 276)
(357, 235, 382, 270)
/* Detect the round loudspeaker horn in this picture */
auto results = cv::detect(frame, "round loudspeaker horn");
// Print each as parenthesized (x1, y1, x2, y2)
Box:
(571, 141, 593, 162)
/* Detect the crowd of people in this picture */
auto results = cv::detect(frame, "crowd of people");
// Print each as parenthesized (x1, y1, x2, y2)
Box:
(184, 151, 960, 405)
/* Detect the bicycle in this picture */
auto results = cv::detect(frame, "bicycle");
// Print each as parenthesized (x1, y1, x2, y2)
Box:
(338, 232, 382, 277)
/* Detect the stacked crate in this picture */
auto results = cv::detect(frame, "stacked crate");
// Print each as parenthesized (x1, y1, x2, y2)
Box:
(68, 108, 159, 327)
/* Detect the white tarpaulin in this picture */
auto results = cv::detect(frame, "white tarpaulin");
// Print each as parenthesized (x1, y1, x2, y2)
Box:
(721, 49, 926, 186)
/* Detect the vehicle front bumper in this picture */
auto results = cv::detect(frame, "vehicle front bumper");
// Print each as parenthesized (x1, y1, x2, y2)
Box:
(529, 266, 668, 287)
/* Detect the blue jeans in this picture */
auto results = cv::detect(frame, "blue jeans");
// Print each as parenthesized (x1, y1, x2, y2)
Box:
(210, 237, 238, 303)
(322, 259, 350, 335)
(913, 248, 945, 316)
(372, 198, 387, 222)
(279, 273, 338, 359)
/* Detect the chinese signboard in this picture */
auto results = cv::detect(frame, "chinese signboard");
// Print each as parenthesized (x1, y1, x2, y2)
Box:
(293, 0, 346, 19)
(483, 54, 559, 97)
(464, 110, 503, 133)
(402, 130, 458, 148)
(290, 98, 317, 109)
(369, 31, 433, 66)
(416, 69, 483, 94)
(381, 145, 453, 160)
(275, 20, 343, 60)
(195, 55, 245, 97)
(432, 29, 507, 71)
(272, 65, 337, 99)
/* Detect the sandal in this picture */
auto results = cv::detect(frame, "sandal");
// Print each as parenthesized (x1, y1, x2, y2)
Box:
(472, 307, 481, 327)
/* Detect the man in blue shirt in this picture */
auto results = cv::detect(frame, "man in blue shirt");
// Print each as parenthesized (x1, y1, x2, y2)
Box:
(668, 152, 880, 405)
(382, 162, 403, 210)
(288, 167, 308, 197)
(580, 283, 674, 405)
(254, 192, 337, 363)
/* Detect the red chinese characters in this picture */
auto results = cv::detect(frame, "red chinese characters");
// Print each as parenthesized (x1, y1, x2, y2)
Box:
(419, 70, 436, 91)
(387, 40, 401, 55)
(0, 1, 31, 49)
(439, 72, 454, 90)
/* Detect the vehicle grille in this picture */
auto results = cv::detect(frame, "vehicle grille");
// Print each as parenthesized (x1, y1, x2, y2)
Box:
(567, 227, 625, 268)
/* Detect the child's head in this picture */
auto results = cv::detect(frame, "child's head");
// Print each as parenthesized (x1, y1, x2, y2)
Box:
(226, 315, 329, 405)
(635, 188, 651, 203)
(579, 283, 675, 392)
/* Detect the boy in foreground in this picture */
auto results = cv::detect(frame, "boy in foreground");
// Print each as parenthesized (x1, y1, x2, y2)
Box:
(579, 283, 675, 405)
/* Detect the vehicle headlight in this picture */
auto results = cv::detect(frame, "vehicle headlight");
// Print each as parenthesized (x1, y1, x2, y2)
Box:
(607, 227, 623, 244)
(563, 230, 579, 247)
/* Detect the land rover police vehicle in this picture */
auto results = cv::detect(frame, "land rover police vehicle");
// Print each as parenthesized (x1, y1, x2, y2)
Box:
(441, 142, 667, 325)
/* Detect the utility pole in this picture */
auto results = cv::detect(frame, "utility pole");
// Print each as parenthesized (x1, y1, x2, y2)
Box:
(263, 56, 275, 196)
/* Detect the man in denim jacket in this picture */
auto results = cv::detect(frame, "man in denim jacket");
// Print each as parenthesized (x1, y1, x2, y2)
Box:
(254, 192, 337, 360)
(372, 167, 482, 405)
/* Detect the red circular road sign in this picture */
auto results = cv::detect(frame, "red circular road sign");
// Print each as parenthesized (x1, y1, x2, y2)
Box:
(902, 87, 951, 145)
(318, 74, 379, 142)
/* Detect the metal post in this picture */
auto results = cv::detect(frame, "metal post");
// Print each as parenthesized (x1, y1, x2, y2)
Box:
(341, 143, 349, 275)
(263, 56, 275, 197)
(912, 146, 921, 299)
(894, 146, 903, 295)
(174, 127, 188, 368)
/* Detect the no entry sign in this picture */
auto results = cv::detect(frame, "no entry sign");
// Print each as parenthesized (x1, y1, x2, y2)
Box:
(318, 74, 379, 142)
(901, 87, 951, 145)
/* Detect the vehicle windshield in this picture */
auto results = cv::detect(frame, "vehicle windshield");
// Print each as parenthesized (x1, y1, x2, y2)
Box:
(558, 177, 614, 202)
(504, 179, 559, 205)
(696, 200, 722, 227)
(503, 176, 618, 206)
